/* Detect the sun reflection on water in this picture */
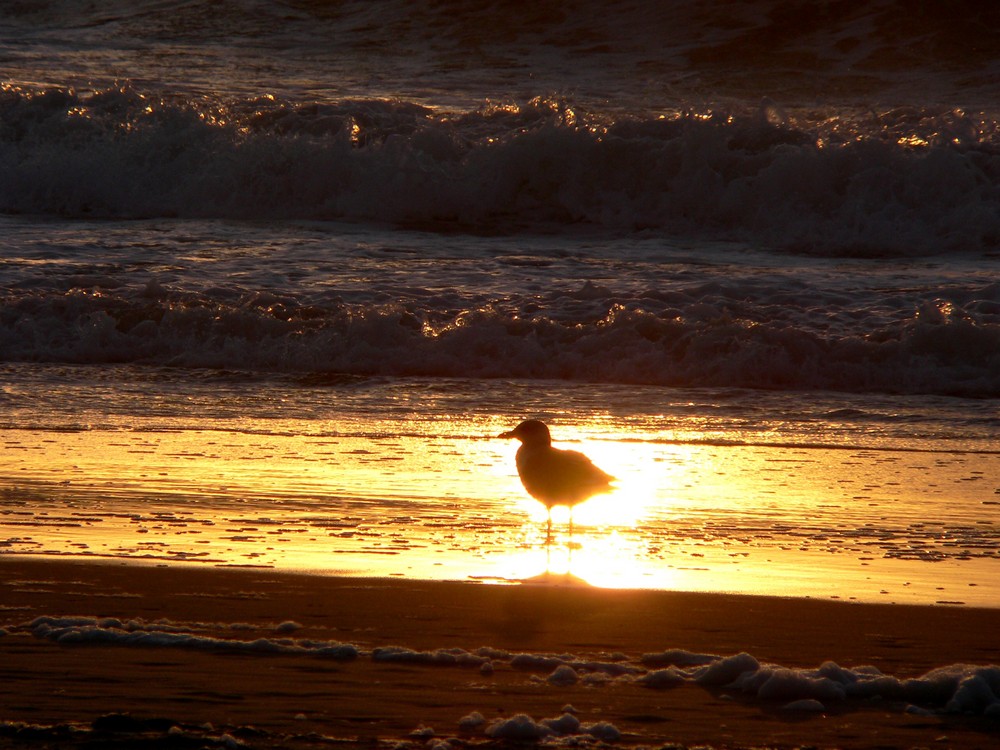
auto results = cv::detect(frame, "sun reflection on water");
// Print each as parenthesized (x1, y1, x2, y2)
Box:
(2, 415, 999, 606)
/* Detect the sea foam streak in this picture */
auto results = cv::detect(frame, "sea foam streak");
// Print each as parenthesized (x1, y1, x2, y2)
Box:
(14, 615, 1000, 718)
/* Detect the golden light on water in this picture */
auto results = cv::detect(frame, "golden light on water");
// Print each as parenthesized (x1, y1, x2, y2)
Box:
(2, 417, 999, 606)
(480, 531, 669, 590)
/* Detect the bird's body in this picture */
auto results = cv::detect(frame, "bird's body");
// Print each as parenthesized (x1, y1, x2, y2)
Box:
(498, 420, 615, 541)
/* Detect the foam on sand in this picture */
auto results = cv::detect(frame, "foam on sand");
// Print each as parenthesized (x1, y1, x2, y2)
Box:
(372, 645, 489, 667)
(484, 712, 620, 742)
(14, 615, 1000, 718)
(28, 616, 359, 659)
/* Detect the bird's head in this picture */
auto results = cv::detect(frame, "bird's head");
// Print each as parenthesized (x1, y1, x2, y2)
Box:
(498, 419, 552, 447)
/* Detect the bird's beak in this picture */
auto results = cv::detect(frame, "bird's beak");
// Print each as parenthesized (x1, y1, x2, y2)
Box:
(497, 430, 514, 439)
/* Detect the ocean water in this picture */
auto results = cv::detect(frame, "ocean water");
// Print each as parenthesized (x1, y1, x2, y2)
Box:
(2, 0, 999, 605)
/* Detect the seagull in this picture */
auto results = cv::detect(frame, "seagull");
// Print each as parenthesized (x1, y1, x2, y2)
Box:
(498, 419, 615, 542)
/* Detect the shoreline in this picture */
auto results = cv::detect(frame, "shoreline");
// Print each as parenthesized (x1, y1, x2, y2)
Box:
(3, 556, 1000, 749)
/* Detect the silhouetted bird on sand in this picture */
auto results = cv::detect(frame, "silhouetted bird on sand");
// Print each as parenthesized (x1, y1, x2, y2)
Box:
(498, 420, 615, 542)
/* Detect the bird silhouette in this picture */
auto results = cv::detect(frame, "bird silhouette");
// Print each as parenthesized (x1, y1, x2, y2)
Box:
(498, 419, 615, 543)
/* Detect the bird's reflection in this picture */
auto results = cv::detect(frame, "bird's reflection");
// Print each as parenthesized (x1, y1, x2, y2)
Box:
(505, 529, 663, 590)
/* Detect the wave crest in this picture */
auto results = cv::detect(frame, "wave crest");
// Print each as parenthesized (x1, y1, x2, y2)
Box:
(4, 279, 1000, 397)
(2, 84, 998, 257)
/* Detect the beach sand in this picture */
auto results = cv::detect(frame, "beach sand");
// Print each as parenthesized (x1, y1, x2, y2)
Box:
(2, 557, 999, 749)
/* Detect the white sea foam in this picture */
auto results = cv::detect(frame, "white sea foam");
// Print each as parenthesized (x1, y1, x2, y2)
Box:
(641, 649, 721, 667)
(636, 668, 686, 689)
(513, 652, 642, 678)
(691, 652, 762, 686)
(547, 665, 579, 686)
(372, 645, 489, 667)
(484, 712, 622, 742)
(408, 724, 435, 739)
(457, 712, 485, 731)
(484, 714, 553, 741)
(542, 713, 581, 734)
(16, 616, 1000, 716)
(27, 616, 359, 659)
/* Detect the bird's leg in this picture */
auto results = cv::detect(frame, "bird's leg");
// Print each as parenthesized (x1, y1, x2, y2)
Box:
(546, 510, 553, 545)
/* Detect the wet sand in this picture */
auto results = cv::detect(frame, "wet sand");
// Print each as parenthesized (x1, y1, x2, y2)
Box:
(2, 557, 1000, 749)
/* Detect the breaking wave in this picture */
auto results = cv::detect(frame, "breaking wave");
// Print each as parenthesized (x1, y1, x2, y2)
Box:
(3, 270, 1000, 397)
(2, 84, 999, 257)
